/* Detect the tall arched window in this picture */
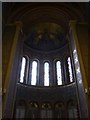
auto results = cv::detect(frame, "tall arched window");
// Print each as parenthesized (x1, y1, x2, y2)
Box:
(56, 61, 62, 85)
(65, 56, 73, 83)
(67, 57, 73, 82)
(20, 57, 26, 83)
(31, 61, 38, 85)
(44, 62, 49, 86)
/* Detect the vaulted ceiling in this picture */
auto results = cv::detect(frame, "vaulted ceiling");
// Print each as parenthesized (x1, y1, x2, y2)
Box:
(25, 22, 68, 51)
(3, 3, 88, 34)
(2, 2, 88, 51)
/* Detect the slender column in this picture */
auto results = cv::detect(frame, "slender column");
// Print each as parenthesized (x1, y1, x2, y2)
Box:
(61, 58, 66, 85)
(39, 60, 44, 86)
(69, 20, 89, 118)
(3, 22, 23, 118)
(49, 60, 54, 86)
(36, 60, 40, 86)
(63, 56, 68, 85)
(28, 59, 32, 85)
(24, 57, 29, 84)
(53, 60, 57, 86)
(0, 2, 2, 120)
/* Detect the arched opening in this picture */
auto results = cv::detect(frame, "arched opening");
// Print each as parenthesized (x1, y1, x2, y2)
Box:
(44, 62, 50, 86)
(56, 61, 62, 85)
(41, 103, 52, 118)
(19, 56, 29, 84)
(20, 57, 26, 83)
(27, 101, 39, 118)
(67, 57, 73, 82)
(31, 61, 38, 85)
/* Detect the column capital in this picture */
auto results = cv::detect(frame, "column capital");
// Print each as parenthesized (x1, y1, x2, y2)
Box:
(14, 21, 23, 28)
(69, 20, 77, 33)
(69, 20, 77, 27)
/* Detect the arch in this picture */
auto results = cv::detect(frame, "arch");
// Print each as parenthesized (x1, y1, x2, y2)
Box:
(27, 101, 39, 118)
(8, 4, 84, 36)
(28, 101, 39, 109)
(41, 102, 51, 109)
(55, 102, 64, 109)
(41, 102, 52, 118)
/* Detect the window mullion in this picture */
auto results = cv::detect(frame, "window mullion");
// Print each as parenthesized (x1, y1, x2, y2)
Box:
(61, 58, 65, 85)
(23, 60, 27, 84)
(28, 60, 31, 85)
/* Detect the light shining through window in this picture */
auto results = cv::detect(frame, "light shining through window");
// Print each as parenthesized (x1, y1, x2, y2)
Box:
(73, 49, 82, 83)
(56, 61, 62, 85)
(20, 57, 26, 83)
(67, 57, 73, 82)
(31, 61, 37, 85)
(44, 62, 49, 86)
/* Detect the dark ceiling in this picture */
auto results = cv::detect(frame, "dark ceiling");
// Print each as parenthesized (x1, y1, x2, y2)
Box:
(2, 2, 88, 34)
(25, 22, 68, 51)
(2, 2, 89, 52)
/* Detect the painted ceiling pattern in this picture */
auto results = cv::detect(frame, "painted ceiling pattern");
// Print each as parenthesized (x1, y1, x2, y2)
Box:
(25, 23, 68, 51)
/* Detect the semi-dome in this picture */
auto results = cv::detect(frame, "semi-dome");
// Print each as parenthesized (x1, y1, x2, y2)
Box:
(25, 22, 68, 52)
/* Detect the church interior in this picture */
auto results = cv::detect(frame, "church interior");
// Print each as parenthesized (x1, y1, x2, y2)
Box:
(2, 2, 90, 119)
